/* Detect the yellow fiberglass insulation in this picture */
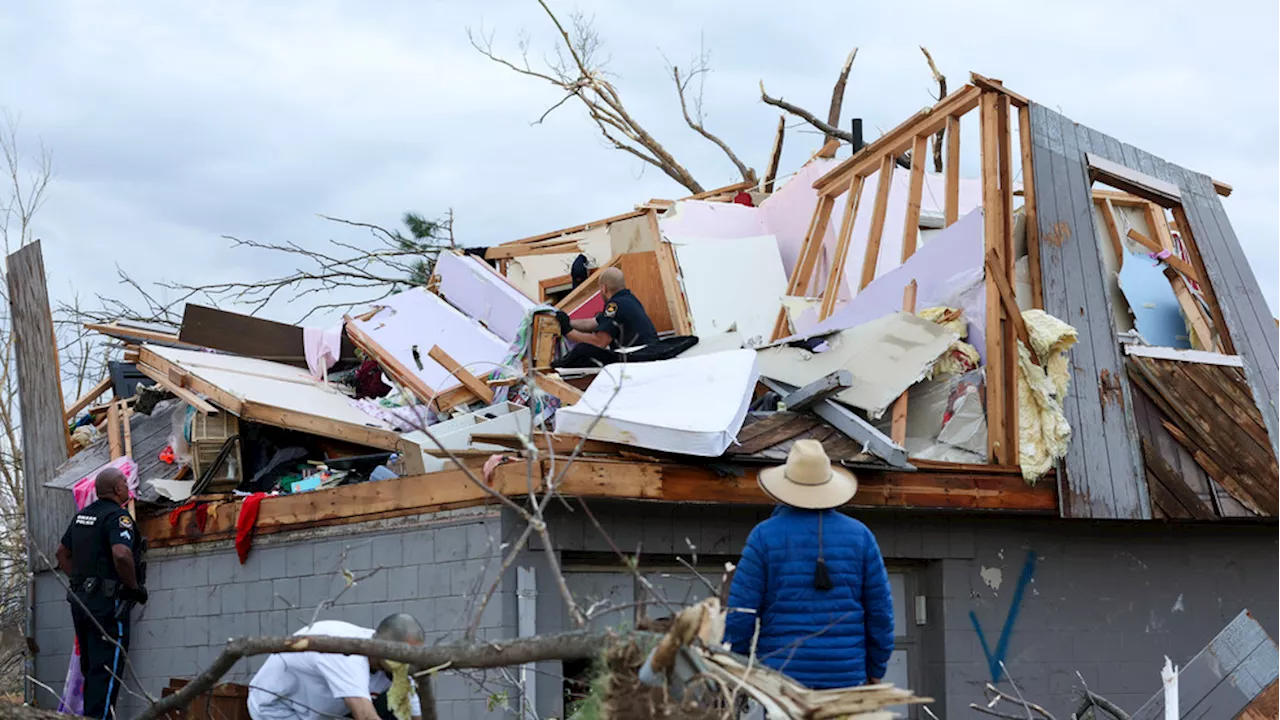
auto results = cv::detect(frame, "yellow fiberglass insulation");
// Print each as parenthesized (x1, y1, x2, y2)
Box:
(384, 661, 414, 720)
(918, 307, 981, 379)
(1017, 309, 1078, 482)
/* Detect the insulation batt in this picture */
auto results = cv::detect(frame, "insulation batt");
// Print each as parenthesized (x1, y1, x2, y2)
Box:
(918, 306, 981, 379)
(1016, 310, 1078, 482)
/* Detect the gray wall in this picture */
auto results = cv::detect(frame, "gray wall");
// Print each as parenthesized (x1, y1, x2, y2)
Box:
(530, 503, 1279, 718)
(32, 507, 517, 719)
(33, 501, 1278, 720)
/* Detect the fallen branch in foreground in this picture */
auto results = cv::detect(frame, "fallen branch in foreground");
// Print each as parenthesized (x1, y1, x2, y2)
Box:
(134, 630, 649, 720)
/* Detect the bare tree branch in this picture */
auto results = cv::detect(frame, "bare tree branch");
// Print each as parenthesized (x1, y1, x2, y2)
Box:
(763, 114, 786, 193)
(921, 46, 947, 174)
(670, 52, 756, 184)
(760, 79, 853, 144)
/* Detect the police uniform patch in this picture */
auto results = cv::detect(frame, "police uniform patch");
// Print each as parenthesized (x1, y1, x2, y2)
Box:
(604, 302, 618, 317)
(119, 515, 133, 529)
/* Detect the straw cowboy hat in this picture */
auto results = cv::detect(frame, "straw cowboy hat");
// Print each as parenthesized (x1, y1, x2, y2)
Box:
(758, 439, 858, 510)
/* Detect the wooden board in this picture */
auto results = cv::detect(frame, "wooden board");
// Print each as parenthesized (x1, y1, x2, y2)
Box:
(1027, 102, 1148, 520)
(855, 156, 897, 293)
(7, 241, 79, 571)
(1017, 104, 1044, 309)
(179, 304, 357, 367)
(618, 251, 676, 334)
(648, 210, 693, 336)
(820, 173, 865, 320)
(428, 345, 494, 405)
(142, 457, 1058, 547)
(65, 375, 113, 420)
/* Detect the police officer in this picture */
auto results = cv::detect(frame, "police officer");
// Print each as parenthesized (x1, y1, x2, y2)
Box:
(553, 267, 659, 368)
(55, 467, 147, 720)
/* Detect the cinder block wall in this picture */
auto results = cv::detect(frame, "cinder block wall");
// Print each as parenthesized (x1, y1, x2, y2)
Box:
(32, 507, 519, 719)
(530, 502, 1279, 718)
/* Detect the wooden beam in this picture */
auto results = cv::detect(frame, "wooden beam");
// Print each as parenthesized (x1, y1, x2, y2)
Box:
(1170, 205, 1233, 354)
(980, 92, 1009, 465)
(65, 376, 113, 421)
(1212, 179, 1233, 197)
(485, 239, 582, 260)
(1097, 198, 1126, 267)
(1017, 104, 1043, 309)
(1143, 202, 1175, 253)
(819, 173, 868, 320)
(85, 322, 195, 348)
(428, 345, 494, 405)
(107, 401, 123, 459)
(684, 179, 757, 201)
(1165, 267, 1216, 351)
(555, 254, 623, 311)
(891, 280, 919, 445)
(778, 370, 853, 411)
(815, 137, 840, 160)
(814, 84, 983, 194)
(135, 361, 220, 415)
(760, 377, 911, 470)
(969, 73, 1030, 107)
(1126, 228, 1201, 282)
(1085, 153, 1181, 208)
(944, 115, 961, 226)
(995, 94, 1019, 463)
(121, 402, 133, 458)
(986, 250, 1039, 366)
(648, 210, 693, 335)
(495, 208, 648, 248)
(534, 372, 583, 405)
(900, 134, 929, 263)
(856, 155, 897, 292)
(771, 194, 836, 340)
(763, 114, 786, 193)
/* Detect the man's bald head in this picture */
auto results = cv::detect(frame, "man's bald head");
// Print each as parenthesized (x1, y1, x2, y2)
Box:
(598, 267, 626, 297)
(375, 613, 426, 646)
(95, 467, 128, 504)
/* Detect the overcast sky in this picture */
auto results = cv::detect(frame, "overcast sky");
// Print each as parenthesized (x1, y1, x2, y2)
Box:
(2, 0, 1276, 325)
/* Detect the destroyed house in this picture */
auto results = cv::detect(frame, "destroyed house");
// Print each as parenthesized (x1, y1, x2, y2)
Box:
(13, 73, 1277, 719)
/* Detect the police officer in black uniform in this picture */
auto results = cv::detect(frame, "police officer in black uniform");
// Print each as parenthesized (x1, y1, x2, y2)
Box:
(55, 467, 147, 720)
(553, 266, 659, 368)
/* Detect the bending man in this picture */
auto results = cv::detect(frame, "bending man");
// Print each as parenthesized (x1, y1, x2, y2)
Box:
(248, 613, 426, 720)
(553, 266, 658, 368)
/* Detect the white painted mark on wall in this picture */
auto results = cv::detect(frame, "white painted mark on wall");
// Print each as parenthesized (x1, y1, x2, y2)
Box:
(980, 566, 1004, 592)
(1172, 594, 1184, 613)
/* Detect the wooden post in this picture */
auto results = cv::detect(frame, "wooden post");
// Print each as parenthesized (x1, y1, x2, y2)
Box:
(121, 402, 133, 457)
(890, 280, 918, 446)
(980, 92, 1009, 465)
(1017, 104, 1043, 309)
(856, 155, 898, 292)
(1098, 199, 1126, 267)
(995, 94, 1019, 464)
(945, 115, 961, 226)
(647, 209, 693, 336)
(901, 134, 929, 263)
(818, 174, 867, 320)
(771, 194, 836, 340)
(107, 402, 123, 459)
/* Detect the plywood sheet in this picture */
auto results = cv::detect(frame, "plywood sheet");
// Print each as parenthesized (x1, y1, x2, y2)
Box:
(670, 234, 788, 347)
(435, 252, 538, 342)
(555, 349, 759, 456)
(757, 311, 959, 419)
(349, 288, 512, 393)
(617, 251, 675, 334)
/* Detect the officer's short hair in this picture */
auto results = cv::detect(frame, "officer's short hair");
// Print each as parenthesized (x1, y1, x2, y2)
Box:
(599, 267, 626, 293)
(95, 467, 127, 496)
(375, 613, 426, 645)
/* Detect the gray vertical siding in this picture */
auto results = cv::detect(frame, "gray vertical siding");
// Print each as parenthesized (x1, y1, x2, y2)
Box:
(1028, 104, 1147, 518)
(1027, 101, 1278, 519)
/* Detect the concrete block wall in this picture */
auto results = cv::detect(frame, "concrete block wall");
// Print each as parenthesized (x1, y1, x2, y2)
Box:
(532, 502, 1278, 718)
(32, 507, 520, 719)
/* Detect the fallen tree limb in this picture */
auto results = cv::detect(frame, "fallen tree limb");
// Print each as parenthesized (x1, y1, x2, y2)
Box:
(133, 630, 649, 720)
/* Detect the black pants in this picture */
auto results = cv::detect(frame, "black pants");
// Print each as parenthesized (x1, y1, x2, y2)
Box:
(71, 596, 131, 720)
(552, 343, 617, 369)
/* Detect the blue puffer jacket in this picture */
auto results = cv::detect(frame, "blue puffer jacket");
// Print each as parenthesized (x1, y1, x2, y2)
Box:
(723, 506, 894, 689)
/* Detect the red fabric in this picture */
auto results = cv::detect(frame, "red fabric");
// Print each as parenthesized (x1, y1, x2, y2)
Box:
(732, 191, 754, 207)
(168, 501, 197, 527)
(194, 503, 210, 532)
(235, 493, 267, 564)
(159, 446, 175, 464)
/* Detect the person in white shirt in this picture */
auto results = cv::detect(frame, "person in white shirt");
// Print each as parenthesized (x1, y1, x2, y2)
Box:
(248, 614, 426, 720)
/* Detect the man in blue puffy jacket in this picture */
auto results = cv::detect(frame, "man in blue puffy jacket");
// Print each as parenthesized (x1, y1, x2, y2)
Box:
(723, 439, 894, 689)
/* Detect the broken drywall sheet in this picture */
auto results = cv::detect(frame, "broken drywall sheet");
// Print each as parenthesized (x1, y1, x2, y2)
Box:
(1118, 251, 1192, 349)
(404, 402, 531, 472)
(757, 311, 959, 419)
(504, 225, 612, 299)
(435, 252, 538, 343)
(659, 199, 768, 241)
(669, 233, 789, 347)
(555, 349, 760, 456)
(786, 207, 987, 360)
(350, 288, 512, 393)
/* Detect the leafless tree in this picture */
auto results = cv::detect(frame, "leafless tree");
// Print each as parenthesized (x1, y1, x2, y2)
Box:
(920, 46, 947, 173)
(469, 0, 757, 195)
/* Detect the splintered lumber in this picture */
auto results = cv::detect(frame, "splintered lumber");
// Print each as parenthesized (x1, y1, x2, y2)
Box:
(1126, 228, 1201, 281)
(763, 114, 786, 193)
(985, 250, 1039, 366)
(890, 281, 918, 445)
(65, 376, 113, 421)
(1164, 266, 1216, 351)
(427, 345, 494, 405)
(980, 92, 1009, 465)
(534, 372, 582, 405)
(530, 314, 560, 370)
(121, 402, 133, 458)
(343, 314, 438, 405)
(778, 370, 853, 411)
(969, 72, 1029, 107)
(107, 401, 123, 460)
(135, 362, 219, 414)
(1098, 198, 1126, 267)
(1170, 205, 1233, 354)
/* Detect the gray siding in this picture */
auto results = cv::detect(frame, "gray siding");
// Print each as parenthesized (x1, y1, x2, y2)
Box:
(1028, 102, 1279, 519)
(32, 508, 517, 719)
(1027, 105, 1148, 519)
